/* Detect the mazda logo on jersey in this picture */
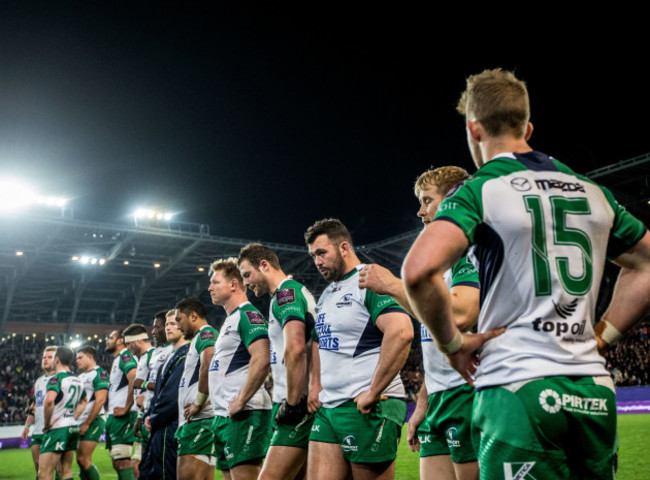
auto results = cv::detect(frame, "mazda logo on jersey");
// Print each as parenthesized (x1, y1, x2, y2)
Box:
(510, 177, 532, 191)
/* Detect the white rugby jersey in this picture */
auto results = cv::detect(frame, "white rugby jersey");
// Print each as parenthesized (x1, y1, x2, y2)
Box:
(134, 347, 154, 410)
(422, 256, 479, 394)
(435, 151, 646, 388)
(46, 371, 85, 429)
(143, 344, 173, 410)
(268, 278, 317, 404)
(315, 265, 408, 408)
(32, 374, 50, 435)
(209, 302, 271, 417)
(107, 349, 138, 413)
(77, 366, 109, 425)
(178, 324, 218, 426)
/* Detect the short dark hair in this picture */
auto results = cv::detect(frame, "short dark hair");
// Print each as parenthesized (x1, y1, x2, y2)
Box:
(304, 218, 353, 247)
(55, 346, 74, 366)
(237, 243, 281, 270)
(76, 346, 97, 360)
(175, 297, 207, 319)
(154, 310, 167, 323)
(122, 324, 149, 338)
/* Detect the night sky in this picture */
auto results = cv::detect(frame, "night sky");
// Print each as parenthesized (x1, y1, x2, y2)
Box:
(1, 4, 647, 244)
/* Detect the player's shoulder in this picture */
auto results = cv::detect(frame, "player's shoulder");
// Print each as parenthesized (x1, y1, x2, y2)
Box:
(239, 303, 266, 326)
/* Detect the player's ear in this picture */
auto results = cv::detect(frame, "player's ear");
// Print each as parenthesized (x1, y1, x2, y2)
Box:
(339, 241, 351, 256)
(466, 120, 481, 142)
(524, 121, 533, 140)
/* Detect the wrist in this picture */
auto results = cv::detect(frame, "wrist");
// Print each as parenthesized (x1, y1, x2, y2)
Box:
(595, 319, 623, 345)
(438, 329, 464, 355)
(195, 392, 208, 406)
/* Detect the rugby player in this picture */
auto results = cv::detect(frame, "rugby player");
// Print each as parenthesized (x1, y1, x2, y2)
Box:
(175, 297, 218, 480)
(305, 219, 413, 480)
(105, 329, 138, 480)
(22, 345, 57, 479)
(208, 258, 272, 479)
(237, 243, 321, 480)
(75, 346, 109, 480)
(39, 346, 87, 480)
(359, 166, 480, 480)
(403, 68, 650, 479)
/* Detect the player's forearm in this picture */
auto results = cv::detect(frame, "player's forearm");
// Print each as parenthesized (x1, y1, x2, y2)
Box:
(285, 343, 307, 405)
(600, 266, 650, 339)
(25, 414, 35, 426)
(404, 272, 459, 346)
(384, 278, 416, 318)
(237, 350, 270, 405)
(85, 393, 106, 425)
(308, 340, 321, 392)
(43, 402, 54, 428)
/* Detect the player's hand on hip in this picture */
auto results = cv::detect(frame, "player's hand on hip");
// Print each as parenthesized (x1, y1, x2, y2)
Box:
(228, 397, 245, 419)
(446, 328, 505, 386)
(184, 402, 202, 422)
(358, 264, 393, 295)
(113, 406, 128, 417)
(307, 388, 322, 414)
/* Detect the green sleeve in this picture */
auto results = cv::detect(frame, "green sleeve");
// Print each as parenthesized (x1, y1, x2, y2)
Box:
(434, 177, 484, 244)
(450, 256, 479, 288)
(119, 351, 138, 375)
(195, 326, 218, 354)
(45, 375, 61, 394)
(93, 368, 110, 391)
(272, 286, 308, 328)
(363, 289, 407, 325)
(600, 186, 646, 259)
(237, 307, 269, 348)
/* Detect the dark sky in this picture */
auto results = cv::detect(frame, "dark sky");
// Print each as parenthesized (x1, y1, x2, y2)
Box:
(1, 4, 647, 244)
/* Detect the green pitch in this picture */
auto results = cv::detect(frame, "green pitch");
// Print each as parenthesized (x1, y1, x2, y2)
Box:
(2, 415, 648, 479)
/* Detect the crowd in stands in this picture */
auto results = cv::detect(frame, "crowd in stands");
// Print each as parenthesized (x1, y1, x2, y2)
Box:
(1, 318, 649, 425)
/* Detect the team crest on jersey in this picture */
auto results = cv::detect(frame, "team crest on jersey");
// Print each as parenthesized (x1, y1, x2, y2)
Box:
(336, 294, 353, 308)
(121, 353, 132, 364)
(245, 311, 265, 325)
(48, 376, 59, 386)
(276, 288, 295, 306)
(200, 330, 215, 340)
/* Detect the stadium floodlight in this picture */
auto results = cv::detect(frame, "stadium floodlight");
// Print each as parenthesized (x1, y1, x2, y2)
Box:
(153, 262, 161, 268)
(16, 251, 24, 256)
(0, 178, 67, 212)
(132, 207, 174, 224)
(123, 260, 130, 265)
(70, 340, 82, 349)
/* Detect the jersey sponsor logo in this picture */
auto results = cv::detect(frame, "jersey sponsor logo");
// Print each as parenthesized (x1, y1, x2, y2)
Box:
(55, 441, 65, 450)
(270, 346, 277, 365)
(121, 353, 133, 364)
(36, 390, 46, 407)
(531, 317, 586, 338)
(336, 294, 353, 308)
(311, 424, 320, 432)
(438, 201, 458, 212)
(535, 178, 585, 192)
(510, 177, 532, 192)
(245, 311, 265, 325)
(553, 298, 578, 319)
(276, 288, 296, 306)
(315, 313, 339, 351)
(99, 371, 109, 381)
(503, 462, 536, 480)
(209, 358, 219, 372)
(420, 324, 433, 343)
(341, 434, 358, 452)
(200, 330, 216, 340)
(48, 376, 59, 386)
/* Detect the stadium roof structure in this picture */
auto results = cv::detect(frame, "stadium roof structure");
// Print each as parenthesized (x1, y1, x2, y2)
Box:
(1, 154, 648, 335)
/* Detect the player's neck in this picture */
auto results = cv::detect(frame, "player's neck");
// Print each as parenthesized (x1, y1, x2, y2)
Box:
(481, 136, 532, 166)
(267, 269, 287, 295)
(223, 291, 248, 315)
(172, 338, 187, 350)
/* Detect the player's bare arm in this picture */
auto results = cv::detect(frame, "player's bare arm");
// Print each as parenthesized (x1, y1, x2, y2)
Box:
(229, 338, 271, 418)
(450, 285, 479, 332)
(403, 220, 503, 385)
(283, 320, 307, 406)
(184, 345, 214, 421)
(42, 390, 57, 432)
(407, 383, 429, 452)
(354, 311, 413, 414)
(80, 388, 107, 436)
(597, 231, 650, 350)
(74, 394, 88, 421)
(358, 264, 415, 315)
(307, 338, 322, 413)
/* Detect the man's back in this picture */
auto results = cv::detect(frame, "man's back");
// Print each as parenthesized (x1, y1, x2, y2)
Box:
(435, 151, 646, 387)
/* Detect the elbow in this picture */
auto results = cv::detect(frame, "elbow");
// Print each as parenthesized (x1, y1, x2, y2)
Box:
(284, 344, 306, 365)
(401, 260, 441, 295)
